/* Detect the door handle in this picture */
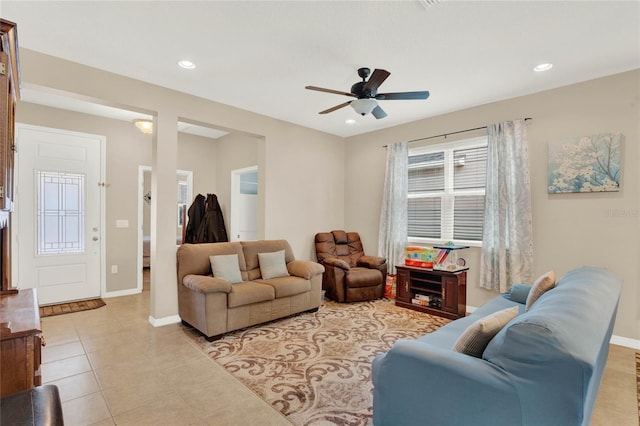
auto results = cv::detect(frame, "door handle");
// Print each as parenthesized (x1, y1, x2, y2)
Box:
(92, 236, 99, 241)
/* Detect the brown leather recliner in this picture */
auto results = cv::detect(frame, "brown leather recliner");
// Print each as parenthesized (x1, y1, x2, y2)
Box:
(314, 230, 387, 302)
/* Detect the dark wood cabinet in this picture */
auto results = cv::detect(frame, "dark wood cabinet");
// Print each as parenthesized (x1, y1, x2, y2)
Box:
(0, 19, 20, 291)
(0, 288, 43, 397)
(0, 22, 35, 397)
(395, 265, 466, 320)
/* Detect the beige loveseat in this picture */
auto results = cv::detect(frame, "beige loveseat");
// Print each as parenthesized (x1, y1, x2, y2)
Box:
(177, 240, 324, 341)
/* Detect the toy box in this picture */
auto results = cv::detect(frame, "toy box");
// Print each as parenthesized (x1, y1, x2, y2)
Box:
(404, 246, 435, 268)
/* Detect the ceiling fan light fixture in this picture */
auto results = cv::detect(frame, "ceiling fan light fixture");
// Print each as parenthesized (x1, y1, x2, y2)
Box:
(134, 118, 153, 134)
(350, 98, 378, 116)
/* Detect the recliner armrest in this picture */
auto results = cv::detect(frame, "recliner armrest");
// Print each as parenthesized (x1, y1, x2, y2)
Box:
(183, 274, 233, 294)
(358, 256, 386, 269)
(323, 257, 351, 271)
(287, 260, 325, 279)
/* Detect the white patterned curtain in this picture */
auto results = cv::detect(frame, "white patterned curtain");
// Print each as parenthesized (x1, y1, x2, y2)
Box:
(378, 141, 408, 275)
(480, 119, 534, 292)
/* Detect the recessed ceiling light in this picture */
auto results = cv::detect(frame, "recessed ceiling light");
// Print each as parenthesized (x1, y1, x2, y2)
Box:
(178, 60, 196, 69)
(345, 119, 356, 125)
(533, 63, 553, 72)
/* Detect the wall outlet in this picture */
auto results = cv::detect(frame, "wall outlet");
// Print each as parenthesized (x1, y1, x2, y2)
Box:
(111, 265, 118, 274)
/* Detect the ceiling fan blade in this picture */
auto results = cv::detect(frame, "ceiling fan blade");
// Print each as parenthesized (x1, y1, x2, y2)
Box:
(319, 101, 352, 114)
(363, 69, 390, 93)
(376, 91, 430, 100)
(305, 86, 357, 97)
(371, 105, 387, 119)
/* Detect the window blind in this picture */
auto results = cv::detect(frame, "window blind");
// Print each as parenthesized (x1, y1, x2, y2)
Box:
(408, 197, 441, 238)
(453, 146, 487, 190)
(453, 195, 485, 240)
(408, 152, 445, 193)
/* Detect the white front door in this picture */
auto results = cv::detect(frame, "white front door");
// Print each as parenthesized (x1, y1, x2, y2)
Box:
(14, 124, 104, 305)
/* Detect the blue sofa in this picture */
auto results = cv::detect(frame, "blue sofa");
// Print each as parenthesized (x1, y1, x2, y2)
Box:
(372, 266, 622, 426)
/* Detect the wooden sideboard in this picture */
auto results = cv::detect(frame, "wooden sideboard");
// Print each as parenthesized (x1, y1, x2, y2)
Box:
(0, 288, 43, 397)
(0, 17, 43, 401)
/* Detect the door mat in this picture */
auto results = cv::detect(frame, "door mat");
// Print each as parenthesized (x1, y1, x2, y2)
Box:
(40, 298, 106, 317)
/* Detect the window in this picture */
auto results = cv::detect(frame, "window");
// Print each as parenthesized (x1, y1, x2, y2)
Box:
(37, 171, 85, 254)
(408, 137, 487, 245)
(240, 171, 258, 195)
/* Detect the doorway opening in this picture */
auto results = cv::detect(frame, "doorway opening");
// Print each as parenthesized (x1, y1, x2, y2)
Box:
(230, 166, 258, 242)
(138, 166, 192, 291)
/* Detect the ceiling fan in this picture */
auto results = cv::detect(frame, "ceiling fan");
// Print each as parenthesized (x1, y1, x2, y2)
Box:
(305, 67, 430, 119)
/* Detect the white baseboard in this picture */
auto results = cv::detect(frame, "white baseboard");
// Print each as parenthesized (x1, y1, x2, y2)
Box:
(103, 288, 141, 298)
(466, 305, 639, 349)
(148, 314, 181, 327)
(610, 335, 640, 350)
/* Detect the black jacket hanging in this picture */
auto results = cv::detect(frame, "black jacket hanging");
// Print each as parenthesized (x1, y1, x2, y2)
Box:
(184, 193, 206, 243)
(194, 193, 229, 243)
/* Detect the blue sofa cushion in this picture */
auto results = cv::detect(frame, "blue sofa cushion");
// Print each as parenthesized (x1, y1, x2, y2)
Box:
(416, 295, 520, 349)
(503, 283, 532, 304)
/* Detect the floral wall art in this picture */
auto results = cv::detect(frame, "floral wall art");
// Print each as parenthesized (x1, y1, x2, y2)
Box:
(547, 132, 621, 194)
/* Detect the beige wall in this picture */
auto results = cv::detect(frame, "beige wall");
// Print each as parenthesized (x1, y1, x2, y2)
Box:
(178, 132, 219, 205)
(17, 49, 345, 321)
(263, 124, 345, 259)
(345, 70, 640, 341)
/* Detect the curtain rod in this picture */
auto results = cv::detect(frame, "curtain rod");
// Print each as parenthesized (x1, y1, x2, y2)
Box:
(383, 117, 532, 147)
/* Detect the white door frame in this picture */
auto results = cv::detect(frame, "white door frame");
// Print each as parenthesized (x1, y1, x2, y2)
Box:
(137, 166, 192, 291)
(230, 165, 258, 242)
(12, 123, 106, 299)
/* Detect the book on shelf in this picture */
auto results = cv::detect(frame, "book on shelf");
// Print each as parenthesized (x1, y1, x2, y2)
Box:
(411, 298, 430, 307)
(433, 264, 469, 273)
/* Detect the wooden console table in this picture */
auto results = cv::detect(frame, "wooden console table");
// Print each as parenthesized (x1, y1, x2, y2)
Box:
(395, 265, 467, 320)
(0, 288, 43, 397)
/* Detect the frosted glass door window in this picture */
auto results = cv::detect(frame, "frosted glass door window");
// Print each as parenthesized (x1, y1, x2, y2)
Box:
(37, 171, 85, 254)
(240, 171, 258, 195)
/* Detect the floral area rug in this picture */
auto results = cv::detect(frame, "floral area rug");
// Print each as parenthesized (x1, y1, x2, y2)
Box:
(194, 299, 449, 425)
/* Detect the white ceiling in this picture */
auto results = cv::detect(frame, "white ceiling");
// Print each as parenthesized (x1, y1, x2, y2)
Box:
(2, 1, 639, 138)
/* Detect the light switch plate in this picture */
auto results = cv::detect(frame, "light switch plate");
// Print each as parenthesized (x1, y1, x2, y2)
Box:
(116, 219, 129, 228)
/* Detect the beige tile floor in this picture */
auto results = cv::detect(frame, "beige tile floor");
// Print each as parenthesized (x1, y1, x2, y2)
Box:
(40, 293, 291, 426)
(40, 291, 638, 426)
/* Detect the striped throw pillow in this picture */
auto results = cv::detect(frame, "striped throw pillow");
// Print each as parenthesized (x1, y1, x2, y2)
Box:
(452, 306, 519, 358)
(525, 270, 556, 311)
